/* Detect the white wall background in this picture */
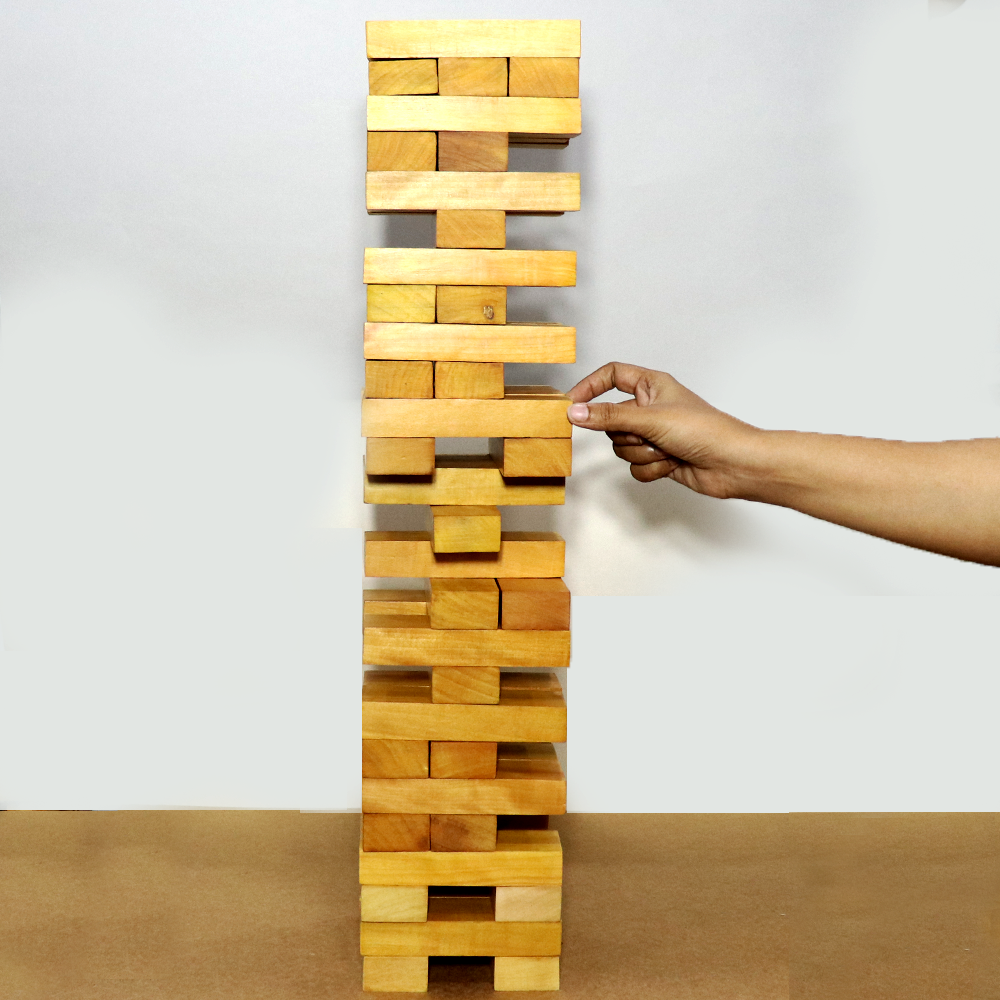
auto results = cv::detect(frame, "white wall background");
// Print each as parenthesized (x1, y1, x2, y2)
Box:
(1, 0, 999, 810)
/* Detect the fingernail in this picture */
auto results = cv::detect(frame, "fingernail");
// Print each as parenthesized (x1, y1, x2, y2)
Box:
(567, 403, 589, 423)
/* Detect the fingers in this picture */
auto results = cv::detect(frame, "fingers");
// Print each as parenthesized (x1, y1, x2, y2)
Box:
(630, 459, 677, 483)
(567, 399, 663, 440)
(613, 442, 667, 464)
(565, 361, 662, 403)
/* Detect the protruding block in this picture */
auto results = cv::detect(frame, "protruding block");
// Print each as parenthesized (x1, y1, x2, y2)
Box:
(363, 589, 429, 616)
(436, 286, 506, 325)
(495, 886, 562, 922)
(508, 58, 579, 97)
(367, 132, 436, 171)
(369, 59, 438, 96)
(432, 666, 501, 705)
(499, 579, 571, 631)
(361, 885, 429, 922)
(365, 438, 436, 476)
(365, 360, 434, 399)
(364, 322, 575, 364)
(363, 814, 431, 853)
(366, 171, 580, 214)
(438, 131, 508, 172)
(431, 505, 501, 554)
(430, 741, 498, 778)
(366, 20, 581, 60)
(362, 739, 429, 778)
(430, 814, 498, 852)
(435, 362, 504, 399)
(438, 57, 508, 96)
(436, 210, 506, 249)
(489, 437, 572, 477)
(429, 578, 499, 629)
(363, 955, 429, 992)
(494, 956, 560, 991)
(367, 285, 436, 323)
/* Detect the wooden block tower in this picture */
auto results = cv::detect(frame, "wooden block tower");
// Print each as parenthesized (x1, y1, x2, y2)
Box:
(360, 20, 581, 993)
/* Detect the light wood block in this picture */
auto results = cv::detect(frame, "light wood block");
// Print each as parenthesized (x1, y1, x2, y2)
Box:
(494, 956, 560, 991)
(360, 828, 563, 887)
(364, 590, 429, 617)
(432, 666, 500, 705)
(363, 613, 570, 666)
(365, 322, 575, 364)
(361, 885, 429, 922)
(430, 814, 498, 852)
(363, 814, 431, 853)
(369, 59, 438, 96)
(489, 437, 572, 477)
(438, 132, 509, 172)
(363, 955, 428, 992)
(366, 20, 581, 59)
(367, 132, 436, 171)
(429, 579, 499, 629)
(436, 285, 506, 325)
(436, 210, 506, 249)
(366, 171, 580, 214)
(362, 670, 566, 743)
(364, 530, 564, 579)
(367, 96, 581, 137)
(362, 391, 571, 438)
(438, 57, 507, 97)
(365, 456, 564, 508)
(508, 57, 579, 97)
(499, 579, 571, 631)
(435, 362, 504, 399)
(367, 284, 436, 323)
(365, 438, 436, 476)
(365, 360, 434, 399)
(430, 741, 498, 778)
(362, 739, 429, 778)
(431, 505, 501, 554)
(495, 886, 562, 922)
(364, 248, 575, 287)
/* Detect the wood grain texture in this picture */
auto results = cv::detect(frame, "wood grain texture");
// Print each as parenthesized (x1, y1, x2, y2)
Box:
(366, 171, 580, 213)
(368, 96, 580, 136)
(367, 284, 436, 323)
(508, 57, 579, 97)
(362, 739, 429, 778)
(359, 828, 563, 886)
(361, 885, 429, 923)
(494, 956, 560, 990)
(366, 20, 581, 59)
(365, 438, 436, 476)
(499, 578, 571, 630)
(431, 506, 501, 555)
(430, 814, 498, 852)
(361, 911, 561, 957)
(436, 285, 506, 325)
(438, 132, 508, 172)
(364, 248, 575, 286)
(494, 886, 562, 922)
(364, 322, 575, 363)
(369, 59, 438, 96)
(432, 666, 500, 705)
(362, 670, 566, 743)
(364, 530, 564, 579)
(362, 955, 429, 992)
(363, 589, 429, 616)
(364, 360, 434, 399)
(490, 437, 572, 477)
(428, 578, 499, 628)
(430, 741, 498, 778)
(438, 58, 507, 97)
(435, 362, 505, 399)
(363, 814, 431, 853)
(367, 132, 436, 171)
(436, 210, 506, 249)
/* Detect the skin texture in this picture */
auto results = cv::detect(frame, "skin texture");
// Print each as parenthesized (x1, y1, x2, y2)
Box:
(566, 362, 1000, 567)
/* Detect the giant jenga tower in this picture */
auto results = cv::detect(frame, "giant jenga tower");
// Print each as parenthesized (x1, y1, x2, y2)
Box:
(359, 20, 581, 993)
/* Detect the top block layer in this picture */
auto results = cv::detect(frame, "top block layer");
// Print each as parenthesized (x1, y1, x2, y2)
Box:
(367, 20, 581, 59)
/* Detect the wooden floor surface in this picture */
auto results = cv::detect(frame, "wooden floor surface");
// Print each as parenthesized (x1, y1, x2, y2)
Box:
(1, 811, 997, 999)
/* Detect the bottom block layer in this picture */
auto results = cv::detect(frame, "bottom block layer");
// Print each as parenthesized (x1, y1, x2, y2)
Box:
(494, 956, 560, 991)
(363, 955, 428, 993)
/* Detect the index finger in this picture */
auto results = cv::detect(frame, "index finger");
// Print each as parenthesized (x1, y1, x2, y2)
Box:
(565, 362, 657, 403)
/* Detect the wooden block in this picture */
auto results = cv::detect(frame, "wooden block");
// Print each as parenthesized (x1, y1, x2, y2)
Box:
(436, 210, 506, 249)
(495, 886, 562, 922)
(489, 437, 572, 477)
(508, 57, 579, 97)
(360, 828, 563, 887)
(494, 956, 560, 991)
(363, 589, 429, 616)
(431, 505, 501, 554)
(430, 814, 498, 852)
(499, 579, 571, 631)
(366, 171, 580, 214)
(365, 322, 575, 364)
(362, 739, 429, 778)
(363, 814, 431, 852)
(363, 955, 428, 992)
(363, 392, 571, 439)
(365, 438, 436, 476)
(432, 666, 500, 705)
(361, 885, 429, 922)
(364, 530, 565, 579)
(365, 360, 434, 399)
(369, 59, 438, 96)
(365, 456, 564, 507)
(363, 613, 570, 666)
(430, 741, 498, 778)
(365, 249, 575, 288)
(438, 132, 508, 172)
(362, 670, 566, 743)
(438, 57, 507, 97)
(366, 20, 581, 59)
(435, 362, 504, 399)
(367, 284, 436, 323)
(436, 285, 506, 325)
(367, 96, 581, 137)
(367, 132, 437, 171)
(428, 579, 499, 629)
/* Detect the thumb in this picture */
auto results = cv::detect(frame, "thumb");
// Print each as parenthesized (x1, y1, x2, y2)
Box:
(567, 400, 659, 437)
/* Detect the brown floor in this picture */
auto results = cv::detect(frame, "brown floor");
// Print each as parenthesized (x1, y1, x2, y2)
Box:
(1, 812, 997, 999)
